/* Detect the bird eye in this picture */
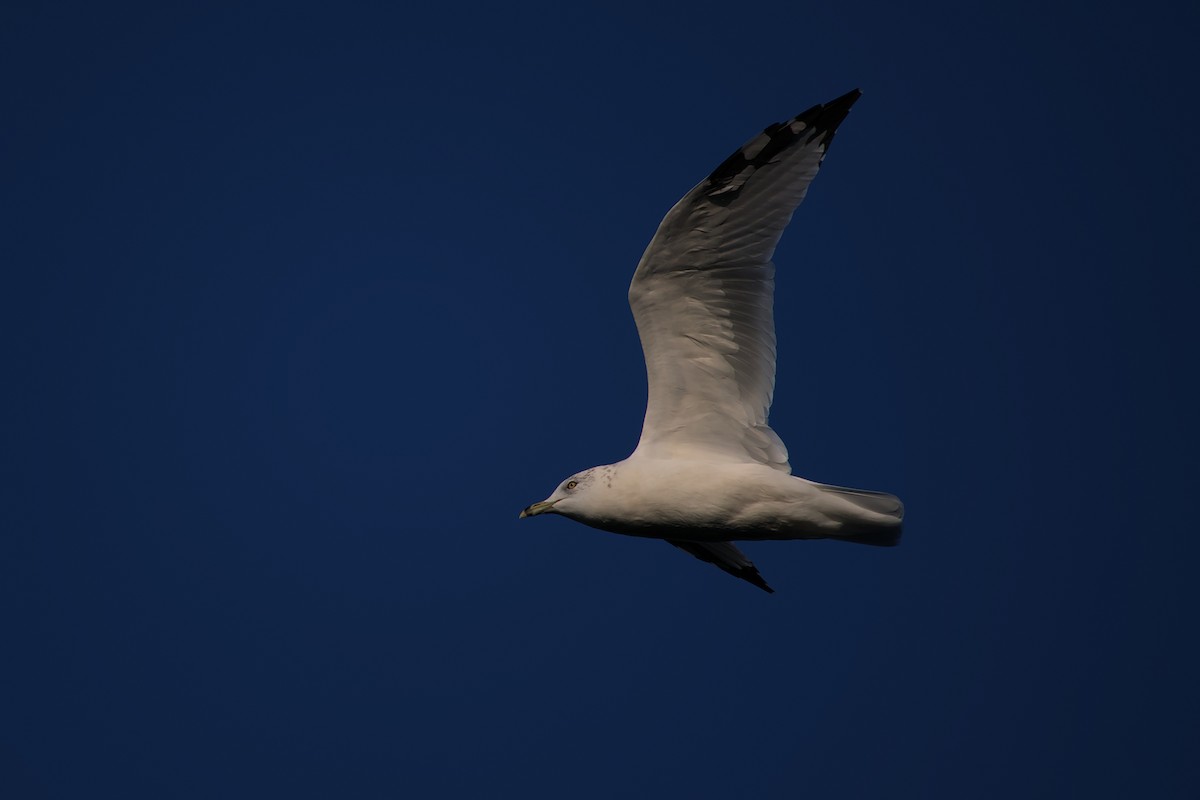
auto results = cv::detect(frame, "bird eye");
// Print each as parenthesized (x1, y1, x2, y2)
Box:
(566, 480, 578, 490)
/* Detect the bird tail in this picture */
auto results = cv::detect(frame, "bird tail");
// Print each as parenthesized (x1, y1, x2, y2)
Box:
(814, 483, 904, 547)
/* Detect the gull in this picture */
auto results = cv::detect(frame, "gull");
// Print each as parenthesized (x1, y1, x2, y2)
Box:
(520, 89, 902, 593)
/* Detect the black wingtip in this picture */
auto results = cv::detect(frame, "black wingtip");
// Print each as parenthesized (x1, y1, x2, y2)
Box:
(703, 89, 862, 203)
(668, 540, 778, 594)
(831, 87, 864, 108)
(733, 564, 776, 594)
(793, 88, 862, 148)
(748, 573, 776, 594)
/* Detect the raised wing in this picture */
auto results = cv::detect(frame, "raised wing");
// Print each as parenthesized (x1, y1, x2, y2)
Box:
(629, 90, 861, 471)
(667, 540, 774, 594)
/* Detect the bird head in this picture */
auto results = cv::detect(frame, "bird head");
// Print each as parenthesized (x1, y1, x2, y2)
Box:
(519, 468, 600, 521)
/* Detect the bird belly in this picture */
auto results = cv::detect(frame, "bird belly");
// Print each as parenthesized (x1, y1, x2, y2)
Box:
(577, 460, 850, 542)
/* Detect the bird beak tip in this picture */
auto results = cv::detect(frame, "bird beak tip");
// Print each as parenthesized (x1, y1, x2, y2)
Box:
(520, 500, 555, 518)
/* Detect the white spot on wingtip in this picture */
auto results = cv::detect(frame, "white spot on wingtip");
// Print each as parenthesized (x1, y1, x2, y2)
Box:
(741, 133, 770, 160)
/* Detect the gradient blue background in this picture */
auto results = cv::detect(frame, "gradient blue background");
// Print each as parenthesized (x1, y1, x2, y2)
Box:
(4, 1, 1198, 797)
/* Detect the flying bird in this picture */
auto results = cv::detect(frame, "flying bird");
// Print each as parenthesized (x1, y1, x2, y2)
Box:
(520, 89, 902, 593)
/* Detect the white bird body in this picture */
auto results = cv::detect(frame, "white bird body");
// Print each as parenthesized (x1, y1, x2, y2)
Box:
(543, 457, 901, 544)
(521, 89, 902, 592)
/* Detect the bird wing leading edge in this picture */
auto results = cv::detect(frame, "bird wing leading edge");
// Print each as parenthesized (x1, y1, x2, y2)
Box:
(628, 89, 861, 471)
(667, 540, 774, 593)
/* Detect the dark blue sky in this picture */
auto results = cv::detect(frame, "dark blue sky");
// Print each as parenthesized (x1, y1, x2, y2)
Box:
(4, 1, 1198, 797)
